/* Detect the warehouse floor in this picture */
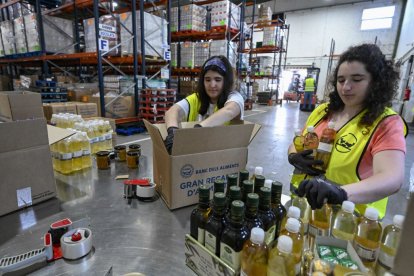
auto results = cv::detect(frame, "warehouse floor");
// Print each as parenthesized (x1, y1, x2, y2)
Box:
(0, 101, 413, 275)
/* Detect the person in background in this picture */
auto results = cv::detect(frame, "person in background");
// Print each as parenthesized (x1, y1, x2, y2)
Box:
(288, 43, 407, 219)
(164, 55, 244, 154)
(303, 74, 316, 110)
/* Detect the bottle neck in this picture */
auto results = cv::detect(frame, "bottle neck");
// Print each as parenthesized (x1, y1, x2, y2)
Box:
(213, 206, 226, 217)
(245, 206, 258, 218)
(272, 191, 282, 205)
(198, 201, 209, 210)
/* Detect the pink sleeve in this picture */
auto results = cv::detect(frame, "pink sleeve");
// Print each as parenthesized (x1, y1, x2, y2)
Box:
(370, 115, 406, 155)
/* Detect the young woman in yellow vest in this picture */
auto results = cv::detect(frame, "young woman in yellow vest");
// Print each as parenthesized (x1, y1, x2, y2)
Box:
(164, 55, 244, 153)
(288, 44, 407, 219)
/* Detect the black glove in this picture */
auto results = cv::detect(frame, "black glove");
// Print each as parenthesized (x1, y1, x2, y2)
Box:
(297, 176, 348, 209)
(194, 124, 202, 128)
(288, 149, 325, 176)
(164, 127, 178, 154)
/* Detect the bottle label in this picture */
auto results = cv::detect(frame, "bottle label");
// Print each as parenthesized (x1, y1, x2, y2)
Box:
(91, 137, 99, 143)
(378, 250, 394, 269)
(308, 224, 328, 237)
(354, 242, 378, 262)
(220, 242, 241, 271)
(83, 149, 91, 156)
(73, 150, 83, 158)
(60, 153, 72, 160)
(317, 142, 332, 152)
(105, 133, 112, 140)
(204, 231, 216, 254)
(197, 227, 205, 245)
(99, 135, 105, 142)
(265, 225, 276, 245)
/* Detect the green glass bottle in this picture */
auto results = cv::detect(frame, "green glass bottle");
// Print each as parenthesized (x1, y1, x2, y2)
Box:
(227, 173, 238, 191)
(242, 180, 254, 203)
(205, 192, 227, 256)
(245, 193, 264, 231)
(271, 181, 286, 239)
(214, 179, 225, 194)
(239, 170, 249, 201)
(190, 185, 211, 245)
(254, 175, 266, 194)
(258, 187, 277, 245)
(220, 200, 249, 271)
(226, 185, 242, 214)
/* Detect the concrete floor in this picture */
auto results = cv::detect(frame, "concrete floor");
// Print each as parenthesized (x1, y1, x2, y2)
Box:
(0, 101, 412, 275)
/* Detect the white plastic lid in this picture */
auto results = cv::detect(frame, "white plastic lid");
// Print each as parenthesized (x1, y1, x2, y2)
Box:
(295, 129, 302, 136)
(328, 121, 335, 129)
(277, 235, 293, 254)
(264, 179, 272, 189)
(288, 206, 301, 219)
(307, 126, 314, 132)
(254, 166, 263, 175)
(364, 207, 379, 221)
(250, 227, 265, 244)
(286, 218, 300, 233)
(341, 201, 355, 213)
(393, 215, 404, 229)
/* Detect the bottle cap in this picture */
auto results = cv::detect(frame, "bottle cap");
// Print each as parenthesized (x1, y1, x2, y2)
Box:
(328, 121, 335, 129)
(227, 174, 238, 186)
(364, 207, 379, 221)
(264, 179, 272, 189)
(254, 166, 263, 175)
(246, 193, 259, 207)
(243, 180, 254, 193)
(277, 235, 293, 254)
(198, 185, 210, 201)
(214, 180, 226, 193)
(288, 206, 301, 219)
(213, 192, 226, 207)
(250, 227, 265, 244)
(259, 187, 271, 205)
(341, 201, 355, 213)
(295, 129, 302, 136)
(307, 126, 314, 132)
(239, 170, 249, 181)
(271, 181, 283, 197)
(393, 214, 404, 229)
(231, 200, 244, 217)
(228, 186, 241, 200)
(286, 218, 300, 233)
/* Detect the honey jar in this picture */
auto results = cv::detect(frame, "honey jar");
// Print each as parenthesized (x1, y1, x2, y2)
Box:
(96, 151, 110, 170)
(128, 144, 141, 157)
(114, 145, 127, 161)
(127, 151, 139, 169)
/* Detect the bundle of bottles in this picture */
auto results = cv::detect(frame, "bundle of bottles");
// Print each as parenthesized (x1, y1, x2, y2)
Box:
(189, 168, 405, 276)
(50, 113, 113, 174)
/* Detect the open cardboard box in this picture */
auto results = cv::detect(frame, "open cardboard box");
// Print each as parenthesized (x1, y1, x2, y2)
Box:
(0, 91, 44, 122)
(144, 120, 261, 210)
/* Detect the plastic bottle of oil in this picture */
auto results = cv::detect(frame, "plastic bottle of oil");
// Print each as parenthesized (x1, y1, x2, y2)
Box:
(291, 196, 310, 235)
(220, 200, 249, 271)
(104, 121, 113, 150)
(314, 121, 336, 171)
(245, 193, 264, 231)
(59, 137, 73, 174)
(332, 201, 357, 241)
(308, 203, 332, 249)
(86, 122, 97, 154)
(280, 218, 303, 275)
(375, 215, 404, 275)
(354, 207, 383, 269)
(258, 187, 277, 245)
(190, 185, 211, 245)
(71, 132, 83, 172)
(280, 206, 304, 236)
(241, 227, 268, 276)
(50, 142, 58, 172)
(270, 181, 286, 239)
(242, 180, 254, 203)
(80, 132, 92, 169)
(267, 235, 295, 276)
(293, 129, 305, 152)
(254, 175, 265, 194)
(205, 192, 227, 256)
(304, 126, 319, 156)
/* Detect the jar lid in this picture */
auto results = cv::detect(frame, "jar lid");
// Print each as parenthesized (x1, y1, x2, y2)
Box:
(127, 151, 139, 156)
(96, 151, 110, 156)
(129, 144, 141, 149)
(114, 145, 126, 150)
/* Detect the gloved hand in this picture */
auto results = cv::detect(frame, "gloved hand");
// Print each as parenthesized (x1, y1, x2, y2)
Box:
(194, 124, 202, 128)
(288, 149, 325, 176)
(164, 126, 178, 154)
(297, 176, 348, 209)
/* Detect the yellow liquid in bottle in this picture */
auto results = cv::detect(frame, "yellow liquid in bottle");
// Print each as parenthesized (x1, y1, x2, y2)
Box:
(241, 239, 268, 276)
(291, 196, 310, 233)
(332, 210, 357, 241)
(354, 218, 382, 269)
(293, 134, 304, 152)
(279, 230, 303, 275)
(267, 247, 295, 276)
(59, 138, 72, 174)
(308, 204, 332, 249)
(375, 223, 402, 274)
(71, 135, 83, 172)
(81, 133, 92, 169)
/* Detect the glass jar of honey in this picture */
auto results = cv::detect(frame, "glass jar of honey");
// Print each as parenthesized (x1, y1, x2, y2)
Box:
(114, 145, 127, 161)
(127, 151, 139, 169)
(96, 151, 110, 170)
(128, 144, 141, 157)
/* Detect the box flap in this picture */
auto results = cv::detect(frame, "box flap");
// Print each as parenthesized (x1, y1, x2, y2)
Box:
(0, 91, 43, 121)
(143, 119, 168, 154)
(47, 125, 76, 145)
(172, 123, 255, 156)
(0, 93, 12, 121)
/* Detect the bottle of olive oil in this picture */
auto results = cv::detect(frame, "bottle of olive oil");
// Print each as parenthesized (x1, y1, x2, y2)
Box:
(332, 201, 357, 241)
(254, 175, 266, 194)
(241, 227, 268, 276)
(205, 192, 227, 256)
(267, 235, 295, 276)
(270, 181, 286, 239)
(280, 206, 304, 236)
(245, 193, 264, 231)
(227, 173, 239, 195)
(291, 196, 310, 235)
(214, 179, 226, 194)
(239, 169, 249, 199)
(375, 215, 404, 275)
(280, 218, 303, 276)
(226, 186, 242, 214)
(220, 200, 249, 272)
(258, 187, 277, 245)
(354, 207, 383, 269)
(190, 185, 211, 245)
(308, 203, 332, 249)
(242, 180, 254, 203)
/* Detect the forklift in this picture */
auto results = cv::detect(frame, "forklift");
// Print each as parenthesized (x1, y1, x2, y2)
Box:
(300, 66, 320, 112)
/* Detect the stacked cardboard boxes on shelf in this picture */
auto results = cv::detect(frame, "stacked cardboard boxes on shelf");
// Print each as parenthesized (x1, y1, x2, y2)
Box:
(0, 21, 16, 55)
(43, 102, 99, 121)
(180, 42, 195, 68)
(84, 15, 121, 56)
(171, 42, 178, 68)
(171, 4, 207, 32)
(194, 42, 210, 68)
(263, 27, 277, 47)
(210, 40, 237, 67)
(208, 0, 240, 30)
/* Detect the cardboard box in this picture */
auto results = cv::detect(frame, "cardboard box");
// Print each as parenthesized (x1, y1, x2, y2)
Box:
(0, 91, 44, 122)
(90, 95, 135, 119)
(144, 120, 261, 209)
(75, 102, 98, 118)
(43, 102, 77, 121)
(0, 118, 64, 216)
(0, 75, 11, 91)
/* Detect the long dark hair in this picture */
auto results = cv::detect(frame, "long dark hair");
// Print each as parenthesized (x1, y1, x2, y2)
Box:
(196, 55, 234, 116)
(326, 44, 399, 126)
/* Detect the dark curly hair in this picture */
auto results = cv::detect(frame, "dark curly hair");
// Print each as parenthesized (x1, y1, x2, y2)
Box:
(326, 44, 399, 126)
(196, 55, 234, 116)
